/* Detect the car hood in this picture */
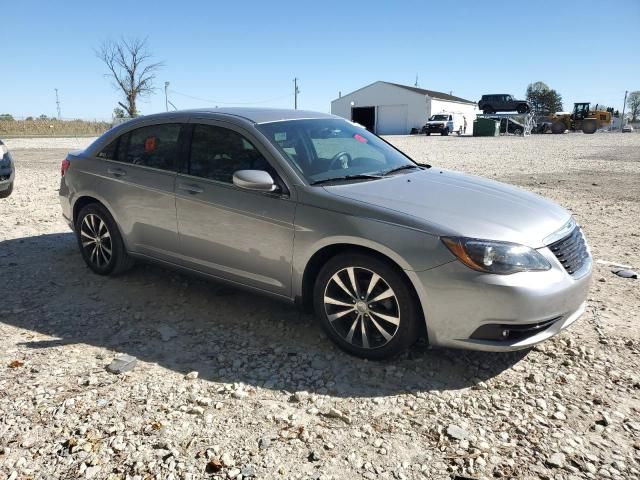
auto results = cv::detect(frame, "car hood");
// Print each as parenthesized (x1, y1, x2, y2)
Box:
(323, 169, 571, 248)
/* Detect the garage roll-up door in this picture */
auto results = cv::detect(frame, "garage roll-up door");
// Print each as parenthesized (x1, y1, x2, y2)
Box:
(376, 104, 408, 135)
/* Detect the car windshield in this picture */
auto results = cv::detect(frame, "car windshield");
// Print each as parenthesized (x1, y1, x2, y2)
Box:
(429, 115, 449, 121)
(257, 119, 418, 184)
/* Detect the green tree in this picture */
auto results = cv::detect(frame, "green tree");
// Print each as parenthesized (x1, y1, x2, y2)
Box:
(113, 107, 126, 118)
(627, 91, 640, 122)
(0, 113, 14, 121)
(526, 82, 563, 114)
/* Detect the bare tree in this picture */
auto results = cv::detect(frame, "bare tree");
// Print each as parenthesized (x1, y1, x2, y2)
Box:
(96, 38, 163, 117)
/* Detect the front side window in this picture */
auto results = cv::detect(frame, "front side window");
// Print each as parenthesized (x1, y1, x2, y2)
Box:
(189, 124, 271, 183)
(125, 124, 182, 171)
(257, 119, 417, 184)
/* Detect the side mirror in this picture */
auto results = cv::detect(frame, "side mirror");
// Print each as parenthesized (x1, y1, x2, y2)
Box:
(232, 170, 278, 192)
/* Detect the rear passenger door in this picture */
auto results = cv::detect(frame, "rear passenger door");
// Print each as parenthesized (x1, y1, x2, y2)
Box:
(175, 121, 296, 297)
(94, 122, 184, 262)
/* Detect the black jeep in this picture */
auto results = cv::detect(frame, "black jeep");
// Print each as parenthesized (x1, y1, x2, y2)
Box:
(478, 94, 531, 114)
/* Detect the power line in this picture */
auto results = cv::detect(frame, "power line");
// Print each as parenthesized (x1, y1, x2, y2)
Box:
(168, 89, 294, 105)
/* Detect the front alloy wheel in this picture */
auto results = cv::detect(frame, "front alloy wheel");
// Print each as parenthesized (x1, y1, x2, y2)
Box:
(324, 267, 400, 349)
(314, 253, 420, 359)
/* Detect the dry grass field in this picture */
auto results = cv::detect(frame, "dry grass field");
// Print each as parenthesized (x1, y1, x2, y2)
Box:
(0, 133, 639, 480)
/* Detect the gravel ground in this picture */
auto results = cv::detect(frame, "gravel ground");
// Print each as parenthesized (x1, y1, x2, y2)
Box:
(1, 133, 639, 480)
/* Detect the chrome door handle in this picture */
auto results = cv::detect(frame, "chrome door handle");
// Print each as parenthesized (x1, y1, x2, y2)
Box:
(178, 183, 204, 194)
(107, 167, 126, 177)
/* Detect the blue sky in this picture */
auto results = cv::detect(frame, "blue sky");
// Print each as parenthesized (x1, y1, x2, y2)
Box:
(1, 0, 638, 120)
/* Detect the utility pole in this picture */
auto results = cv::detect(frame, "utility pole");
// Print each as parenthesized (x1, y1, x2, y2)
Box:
(54, 88, 61, 119)
(294, 77, 300, 110)
(621, 90, 628, 130)
(414, 74, 418, 87)
(164, 82, 170, 112)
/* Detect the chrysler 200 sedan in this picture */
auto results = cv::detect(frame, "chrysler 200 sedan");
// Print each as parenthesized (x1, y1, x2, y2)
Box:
(59, 108, 592, 359)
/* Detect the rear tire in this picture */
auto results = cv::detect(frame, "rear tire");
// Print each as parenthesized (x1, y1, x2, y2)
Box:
(313, 253, 421, 359)
(483, 107, 494, 114)
(551, 121, 566, 134)
(425, 132, 430, 136)
(0, 181, 13, 198)
(75, 203, 134, 276)
(517, 104, 529, 114)
(441, 129, 449, 136)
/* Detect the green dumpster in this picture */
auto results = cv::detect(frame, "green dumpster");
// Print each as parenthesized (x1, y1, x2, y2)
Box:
(473, 118, 500, 137)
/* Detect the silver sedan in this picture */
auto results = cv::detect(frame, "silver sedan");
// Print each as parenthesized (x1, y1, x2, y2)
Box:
(59, 108, 591, 359)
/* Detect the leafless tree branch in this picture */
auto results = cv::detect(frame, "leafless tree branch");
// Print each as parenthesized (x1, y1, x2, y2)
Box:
(96, 37, 164, 117)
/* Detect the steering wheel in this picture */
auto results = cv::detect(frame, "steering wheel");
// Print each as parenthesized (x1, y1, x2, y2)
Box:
(329, 151, 352, 170)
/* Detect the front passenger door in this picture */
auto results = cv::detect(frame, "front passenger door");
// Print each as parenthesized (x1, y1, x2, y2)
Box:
(175, 122, 297, 297)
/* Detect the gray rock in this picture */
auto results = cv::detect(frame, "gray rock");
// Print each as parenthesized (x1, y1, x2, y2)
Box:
(611, 269, 638, 279)
(446, 424, 469, 441)
(157, 325, 178, 341)
(258, 436, 272, 450)
(106, 354, 137, 374)
(308, 450, 321, 462)
(241, 465, 256, 477)
(547, 452, 566, 468)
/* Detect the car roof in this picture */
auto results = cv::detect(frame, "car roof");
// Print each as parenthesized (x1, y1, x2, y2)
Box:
(139, 107, 336, 125)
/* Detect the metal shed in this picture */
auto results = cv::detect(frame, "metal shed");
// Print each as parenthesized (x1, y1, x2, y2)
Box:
(331, 81, 478, 135)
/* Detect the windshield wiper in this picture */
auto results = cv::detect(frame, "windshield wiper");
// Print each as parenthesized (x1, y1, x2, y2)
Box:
(310, 173, 383, 185)
(382, 164, 422, 176)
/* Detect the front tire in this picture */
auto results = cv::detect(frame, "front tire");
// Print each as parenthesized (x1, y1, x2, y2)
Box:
(313, 253, 420, 359)
(75, 203, 134, 276)
(517, 104, 529, 114)
(0, 181, 13, 198)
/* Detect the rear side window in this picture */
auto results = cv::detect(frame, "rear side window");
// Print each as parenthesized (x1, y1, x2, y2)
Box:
(97, 138, 120, 160)
(97, 124, 182, 172)
(125, 124, 182, 171)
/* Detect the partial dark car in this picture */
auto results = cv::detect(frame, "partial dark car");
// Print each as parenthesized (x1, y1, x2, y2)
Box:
(532, 116, 553, 134)
(487, 116, 526, 135)
(479, 94, 531, 114)
(0, 139, 15, 198)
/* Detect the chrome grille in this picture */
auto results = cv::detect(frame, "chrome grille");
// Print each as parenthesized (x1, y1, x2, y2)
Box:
(548, 226, 589, 275)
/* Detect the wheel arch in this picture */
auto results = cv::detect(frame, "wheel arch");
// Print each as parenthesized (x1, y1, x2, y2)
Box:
(72, 194, 131, 251)
(299, 242, 427, 340)
(72, 194, 117, 227)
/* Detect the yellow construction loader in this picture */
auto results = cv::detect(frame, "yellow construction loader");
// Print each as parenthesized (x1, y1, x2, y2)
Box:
(551, 103, 612, 134)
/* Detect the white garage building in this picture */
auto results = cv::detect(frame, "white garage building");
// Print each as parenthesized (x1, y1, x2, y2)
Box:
(331, 81, 478, 135)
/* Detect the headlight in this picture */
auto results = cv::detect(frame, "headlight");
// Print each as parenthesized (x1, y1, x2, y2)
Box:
(441, 237, 551, 274)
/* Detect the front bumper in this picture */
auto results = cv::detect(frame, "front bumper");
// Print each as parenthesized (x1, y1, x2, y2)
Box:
(0, 166, 14, 190)
(424, 124, 447, 133)
(408, 247, 592, 351)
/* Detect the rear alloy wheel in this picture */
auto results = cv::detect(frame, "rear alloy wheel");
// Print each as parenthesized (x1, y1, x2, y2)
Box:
(76, 203, 134, 276)
(314, 254, 420, 359)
